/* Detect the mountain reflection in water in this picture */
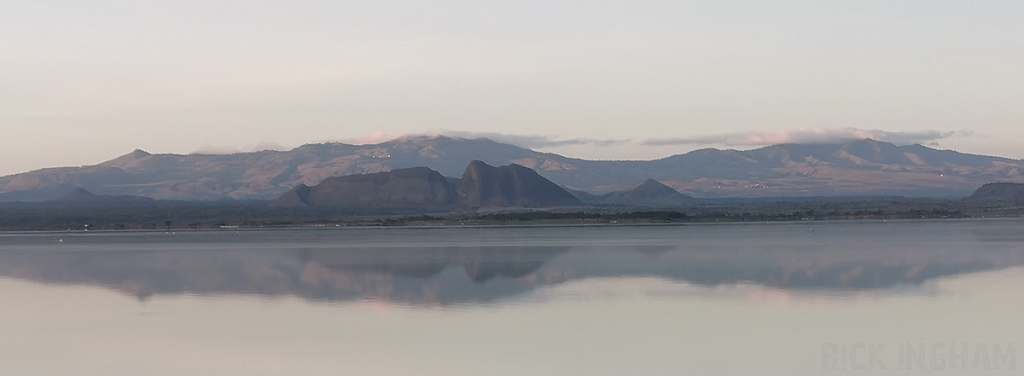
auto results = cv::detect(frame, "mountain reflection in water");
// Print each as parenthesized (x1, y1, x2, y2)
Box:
(0, 220, 1022, 305)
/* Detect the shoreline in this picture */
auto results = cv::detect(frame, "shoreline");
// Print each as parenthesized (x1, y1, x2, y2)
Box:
(1, 196, 1021, 232)
(1, 210, 1020, 233)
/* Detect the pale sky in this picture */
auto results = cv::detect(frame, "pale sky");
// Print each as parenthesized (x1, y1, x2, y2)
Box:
(2, 0, 1022, 176)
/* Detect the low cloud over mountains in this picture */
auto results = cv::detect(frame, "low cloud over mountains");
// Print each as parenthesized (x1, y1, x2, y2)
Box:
(644, 127, 971, 147)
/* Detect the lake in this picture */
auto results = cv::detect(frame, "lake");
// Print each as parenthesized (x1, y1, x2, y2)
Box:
(2, 219, 1023, 375)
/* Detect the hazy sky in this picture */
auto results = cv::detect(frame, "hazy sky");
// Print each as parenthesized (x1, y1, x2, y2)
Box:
(2, 0, 1022, 176)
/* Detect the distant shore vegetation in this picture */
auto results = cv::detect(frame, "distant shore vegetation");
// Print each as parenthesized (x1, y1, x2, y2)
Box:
(1, 197, 1018, 232)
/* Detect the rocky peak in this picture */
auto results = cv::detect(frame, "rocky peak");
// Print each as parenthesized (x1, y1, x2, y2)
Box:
(457, 161, 581, 208)
(630, 179, 682, 197)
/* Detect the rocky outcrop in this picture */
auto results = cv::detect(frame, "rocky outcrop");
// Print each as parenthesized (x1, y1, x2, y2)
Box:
(457, 160, 582, 208)
(272, 161, 582, 210)
(271, 167, 458, 209)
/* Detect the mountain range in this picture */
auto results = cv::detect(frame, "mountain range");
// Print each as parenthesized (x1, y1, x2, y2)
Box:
(1, 136, 1022, 201)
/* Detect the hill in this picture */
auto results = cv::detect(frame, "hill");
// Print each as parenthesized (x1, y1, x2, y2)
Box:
(965, 183, 1024, 207)
(49, 187, 155, 206)
(2, 137, 1022, 201)
(592, 179, 695, 207)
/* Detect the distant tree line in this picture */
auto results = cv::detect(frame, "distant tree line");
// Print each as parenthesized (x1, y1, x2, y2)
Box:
(0, 197, 994, 231)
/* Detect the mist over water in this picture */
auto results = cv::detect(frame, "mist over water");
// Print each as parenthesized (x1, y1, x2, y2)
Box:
(2, 220, 1024, 375)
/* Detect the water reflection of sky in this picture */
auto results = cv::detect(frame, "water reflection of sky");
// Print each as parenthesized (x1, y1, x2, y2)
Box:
(2, 220, 1024, 375)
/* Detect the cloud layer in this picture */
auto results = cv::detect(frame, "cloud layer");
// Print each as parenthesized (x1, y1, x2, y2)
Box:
(347, 130, 629, 149)
(198, 128, 971, 156)
(644, 128, 971, 147)
(193, 141, 289, 155)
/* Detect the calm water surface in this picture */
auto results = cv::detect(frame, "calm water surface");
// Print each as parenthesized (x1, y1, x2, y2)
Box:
(2, 219, 1024, 375)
